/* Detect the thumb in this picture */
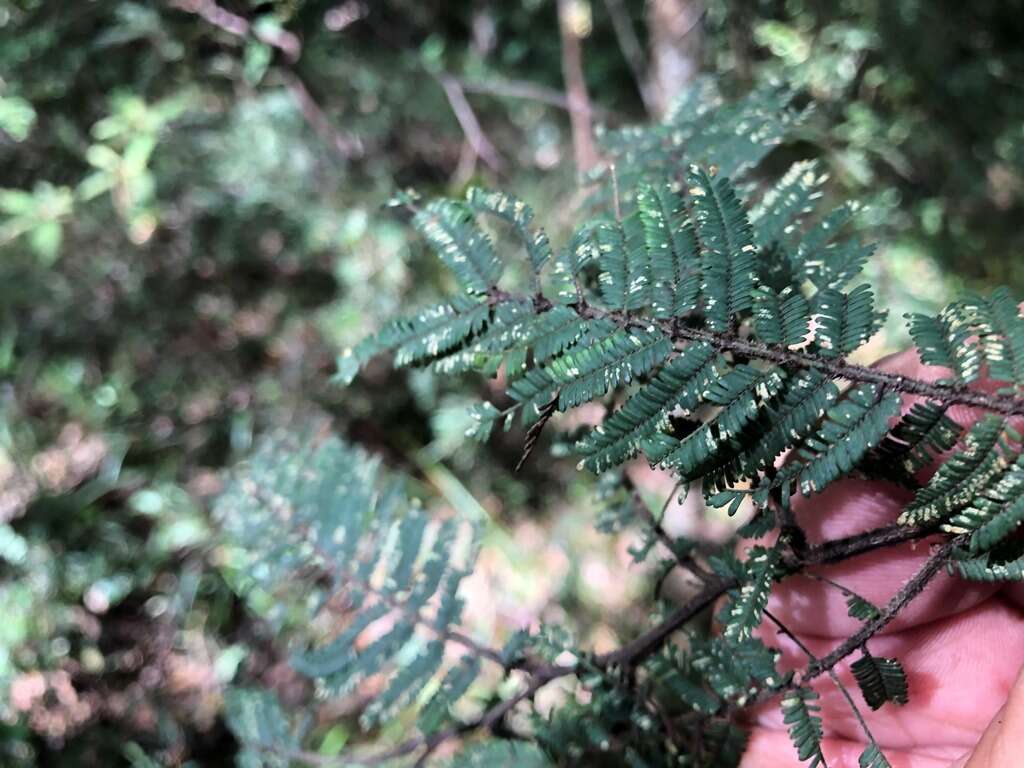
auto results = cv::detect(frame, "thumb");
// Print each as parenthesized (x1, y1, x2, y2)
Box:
(953, 663, 1024, 767)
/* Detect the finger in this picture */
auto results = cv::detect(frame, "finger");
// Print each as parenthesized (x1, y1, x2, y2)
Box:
(741, 728, 964, 768)
(764, 348, 1003, 637)
(750, 599, 1024, 750)
(955, 660, 1024, 767)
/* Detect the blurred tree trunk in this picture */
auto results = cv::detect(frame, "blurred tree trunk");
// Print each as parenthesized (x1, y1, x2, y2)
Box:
(558, 0, 599, 173)
(646, 0, 703, 118)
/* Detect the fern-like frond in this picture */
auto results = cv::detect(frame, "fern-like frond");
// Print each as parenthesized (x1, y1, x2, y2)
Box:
(548, 326, 672, 410)
(786, 384, 901, 500)
(413, 199, 503, 294)
(753, 286, 811, 347)
(687, 165, 758, 332)
(851, 651, 909, 710)
(636, 181, 701, 318)
(690, 636, 784, 707)
(905, 306, 980, 383)
(467, 186, 553, 273)
(813, 284, 885, 358)
(899, 416, 1012, 526)
(795, 201, 873, 289)
(865, 402, 963, 479)
(576, 342, 718, 473)
(723, 545, 781, 643)
(750, 160, 827, 248)
(644, 365, 788, 480)
(224, 689, 301, 768)
(781, 687, 825, 767)
(216, 435, 487, 740)
(337, 295, 490, 384)
(595, 212, 652, 312)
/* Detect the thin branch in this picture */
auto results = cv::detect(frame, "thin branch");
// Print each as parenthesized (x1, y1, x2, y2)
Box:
(167, 0, 363, 161)
(764, 609, 882, 760)
(455, 74, 619, 122)
(488, 287, 1024, 416)
(436, 74, 505, 173)
(801, 535, 964, 685)
(601, 0, 655, 113)
(168, 0, 300, 60)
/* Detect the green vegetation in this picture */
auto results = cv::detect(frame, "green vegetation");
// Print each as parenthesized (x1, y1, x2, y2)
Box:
(2, 1, 1023, 766)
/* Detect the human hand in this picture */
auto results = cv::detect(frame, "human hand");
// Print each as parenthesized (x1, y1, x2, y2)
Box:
(741, 348, 1024, 768)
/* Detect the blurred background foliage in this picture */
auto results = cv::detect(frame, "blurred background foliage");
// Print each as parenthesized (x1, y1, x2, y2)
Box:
(0, 0, 1021, 764)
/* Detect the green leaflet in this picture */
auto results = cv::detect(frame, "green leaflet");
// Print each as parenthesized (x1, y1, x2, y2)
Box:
(547, 326, 672, 410)
(723, 545, 781, 643)
(851, 651, 909, 710)
(899, 416, 1011, 526)
(781, 687, 825, 767)
(466, 186, 553, 273)
(446, 741, 552, 768)
(750, 159, 827, 248)
(636, 181, 701, 318)
(224, 689, 300, 768)
(957, 549, 1024, 581)
(906, 306, 980, 383)
(795, 201, 873, 289)
(753, 286, 811, 347)
(735, 370, 841, 476)
(690, 635, 784, 707)
(576, 342, 718, 473)
(687, 164, 759, 332)
(595, 81, 804, 193)
(338, 295, 490, 383)
(789, 384, 901, 500)
(216, 436, 484, 740)
(418, 655, 482, 733)
(645, 365, 788, 480)
(865, 401, 963, 479)
(813, 284, 885, 358)
(959, 288, 1024, 388)
(595, 211, 651, 312)
(859, 744, 893, 768)
(413, 199, 503, 294)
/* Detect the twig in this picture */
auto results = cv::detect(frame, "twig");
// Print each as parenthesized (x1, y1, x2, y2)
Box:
(437, 73, 505, 173)
(487, 288, 1024, 416)
(601, 0, 655, 113)
(764, 609, 882, 763)
(801, 536, 964, 685)
(168, 0, 300, 60)
(557, 0, 599, 174)
(455, 75, 619, 122)
(167, 0, 363, 161)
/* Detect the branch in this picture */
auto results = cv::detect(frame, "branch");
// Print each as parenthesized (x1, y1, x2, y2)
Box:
(801, 535, 964, 685)
(455, 74, 620, 122)
(168, 0, 363, 161)
(436, 73, 505, 174)
(557, 0, 599, 174)
(601, 0, 655, 113)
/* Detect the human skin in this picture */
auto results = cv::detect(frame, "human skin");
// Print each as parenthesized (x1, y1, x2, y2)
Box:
(740, 348, 1024, 768)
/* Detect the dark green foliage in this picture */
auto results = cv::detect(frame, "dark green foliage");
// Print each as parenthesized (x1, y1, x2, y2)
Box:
(217, 435, 485, 743)
(576, 342, 718, 473)
(753, 286, 811, 347)
(780, 687, 825, 767)
(687, 165, 758, 332)
(636, 182, 701, 318)
(413, 199, 504, 295)
(859, 743, 894, 768)
(899, 416, 1011, 526)
(788, 384, 901, 500)
(723, 545, 782, 643)
(866, 402, 963, 479)
(851, 652, 910, 710)
(812, 284, 885, 358)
